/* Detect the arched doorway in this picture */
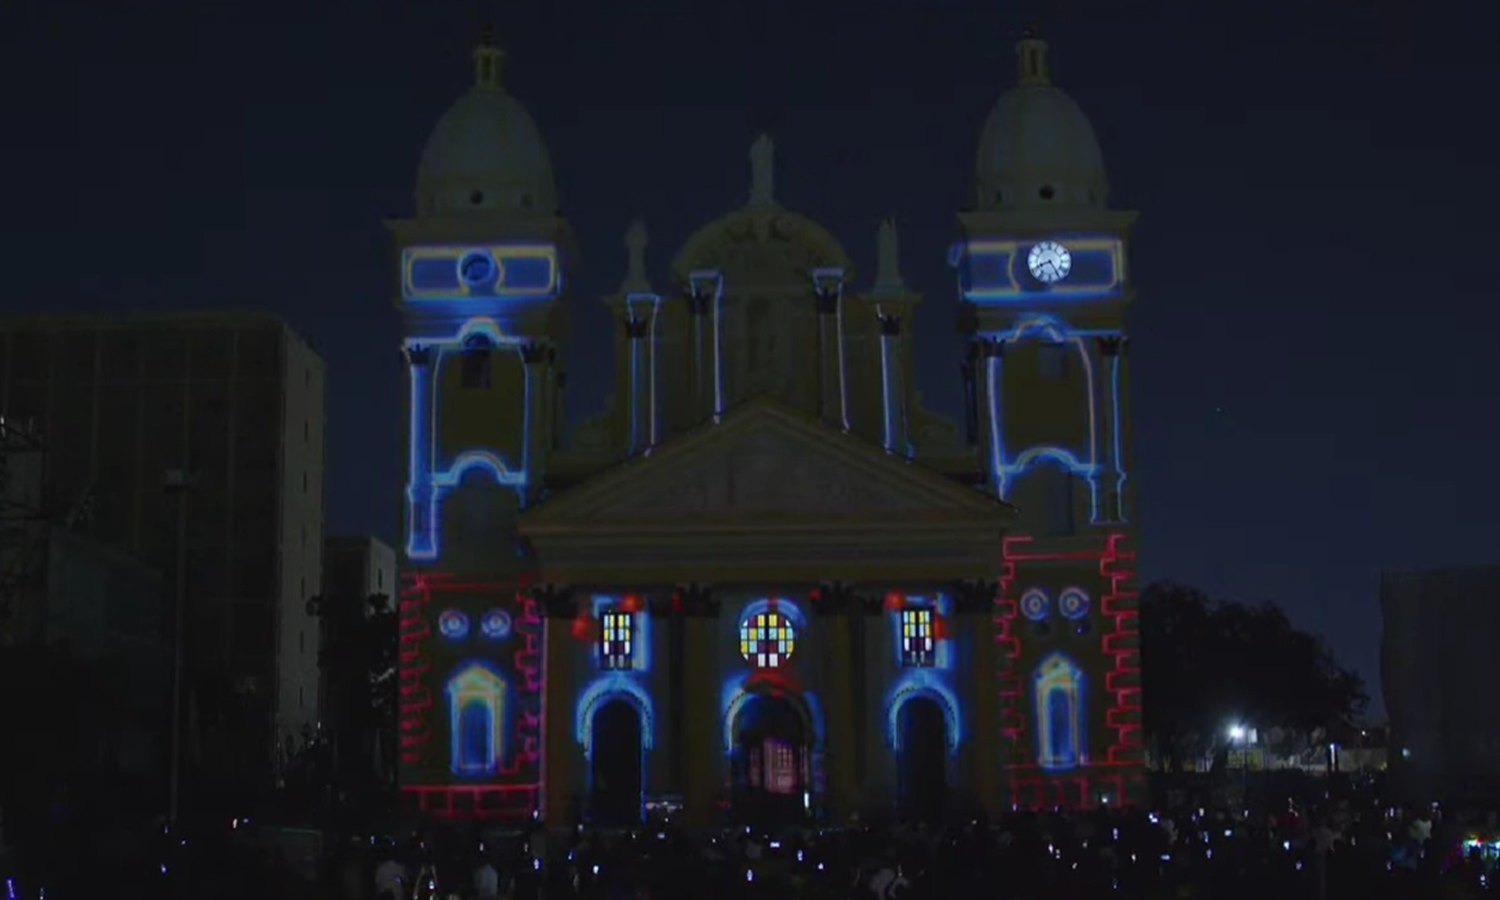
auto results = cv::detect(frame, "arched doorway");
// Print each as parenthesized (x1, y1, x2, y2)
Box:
(732, 693, 811, 826)
(590, 699, 643, 826)
(897, 696, 948, 823)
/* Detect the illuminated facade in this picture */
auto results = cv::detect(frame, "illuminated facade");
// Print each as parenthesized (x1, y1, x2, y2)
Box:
(394, 33, 1143, 824)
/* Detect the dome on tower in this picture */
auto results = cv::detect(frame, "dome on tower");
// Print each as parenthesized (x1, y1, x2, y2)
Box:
(415, 36, 558, 218)
(974, 35, 1107, 211)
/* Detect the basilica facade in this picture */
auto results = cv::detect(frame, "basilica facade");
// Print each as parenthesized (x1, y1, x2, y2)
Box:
(392, 33, 1144, 826)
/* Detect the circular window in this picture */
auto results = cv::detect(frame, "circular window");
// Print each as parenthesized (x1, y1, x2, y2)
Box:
(1059, 588, 1090, 620)
(1019, 589, 1051, 621)
(739, 610, 796, 668)
(469, 190, 485, 206)
(458, 250, 498, 287)
(438, 608, 470, 640)
(480, 609, 512, 640)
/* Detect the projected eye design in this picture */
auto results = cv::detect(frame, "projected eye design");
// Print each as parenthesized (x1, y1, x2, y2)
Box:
(438, 608, 470, 640)
(1019, 589, 1051, 622)
(480, 609, 512, 640)
(1058, 588, 1090, 621)
(457, 250, 498, 287)
(1027, 240, 1072, 284)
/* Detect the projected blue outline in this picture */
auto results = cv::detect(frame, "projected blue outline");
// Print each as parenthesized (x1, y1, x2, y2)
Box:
(976, 312, 1129, 524)
(576, 673, 654, 824)
(402, 243, 560, 301)
(688, 270, 725, 420)
(811, 267, 850, 430)
(1058, 587, 1090, 620)
(720, 673, 826, 755)
(447, 660, 508, 778)
(948, 236, 1123, 303)
(403, 317, 535, 560)
(1034, 652, 1087, 772)
(438, 608, 470, 640)
(625, 293, 662, 451)
(886, 673, 962, 754)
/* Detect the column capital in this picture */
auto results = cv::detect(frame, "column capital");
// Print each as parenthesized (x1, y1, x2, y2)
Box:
(520, 341, 550, 365)
(815, 288, 840, 315)
(671, 584, 719, 618)
(684, 287, 712, 317)
(878, 314, 903, 337)
(956, 302, 980, 336)
(1098, 335, 1124, 357)
(402, 344, 434, 367)
(532, 583, 577, 618)
(623, 316, 650, 339)
(971, 337, 1004, 359)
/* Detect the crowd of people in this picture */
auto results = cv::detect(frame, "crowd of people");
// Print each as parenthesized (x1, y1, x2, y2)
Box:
(8, 789, 1500, 898)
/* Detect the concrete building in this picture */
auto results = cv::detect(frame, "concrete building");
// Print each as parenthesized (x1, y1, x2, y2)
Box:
(1382, 564, 1500, 802)
(0, 311, 326, 785)
(324, 535, 398, 609)
(322, 535, 399, 784)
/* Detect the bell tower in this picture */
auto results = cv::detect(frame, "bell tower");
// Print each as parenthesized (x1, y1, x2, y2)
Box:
(957, 33, 1146, 810)
(390, 32, 574, 577)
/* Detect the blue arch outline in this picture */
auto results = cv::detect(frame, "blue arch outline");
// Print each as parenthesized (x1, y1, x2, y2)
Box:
(446, 660, 508, 778)
(886, 674, 962, 754)
(720, 675, 825, 755)
(576, 674, 655, 755)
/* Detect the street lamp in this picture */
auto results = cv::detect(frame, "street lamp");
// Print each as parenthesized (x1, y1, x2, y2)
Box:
(163, 468, 197, 832)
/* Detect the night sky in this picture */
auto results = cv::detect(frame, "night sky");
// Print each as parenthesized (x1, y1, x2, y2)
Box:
(5, 0, 1498, 711)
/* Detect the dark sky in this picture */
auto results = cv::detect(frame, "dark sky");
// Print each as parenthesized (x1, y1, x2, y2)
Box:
(5, 0, 1498, 712)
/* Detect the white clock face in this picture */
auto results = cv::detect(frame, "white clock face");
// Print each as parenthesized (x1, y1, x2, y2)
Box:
(1027, 240, 1073, 284)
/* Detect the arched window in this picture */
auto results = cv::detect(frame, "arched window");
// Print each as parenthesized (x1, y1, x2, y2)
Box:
(447, 663, 506, 777)
(1033, 653, 1086, 771)
(740, 611, 796, 669)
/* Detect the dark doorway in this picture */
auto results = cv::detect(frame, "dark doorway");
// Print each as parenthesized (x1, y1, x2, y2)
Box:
(897, 697, 948, 823)
(590, 700, 643, 827)
(732, 693, 810, 827)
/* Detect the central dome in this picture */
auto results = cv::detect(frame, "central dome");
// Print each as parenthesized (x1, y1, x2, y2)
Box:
(974, 37, 1108, 211)
(415, 41, 558, 218)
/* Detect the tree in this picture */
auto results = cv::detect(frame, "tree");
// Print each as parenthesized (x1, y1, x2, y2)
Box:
(1140, 582, 1367, 771)
(305, 592, 398, 803)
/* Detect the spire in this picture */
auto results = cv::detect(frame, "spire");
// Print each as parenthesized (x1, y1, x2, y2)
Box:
(748, 133, 776, 208)
(473, 27, 506, 91)
(872, 217, 907, 296)
(1016, 26, 1050, 86)
(621, 220, 651, 293)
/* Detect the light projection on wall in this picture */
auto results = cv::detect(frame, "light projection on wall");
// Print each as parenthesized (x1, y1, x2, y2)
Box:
(575, 673, 656, 757)
(447, 661, 507, 777)
(885, 593, 963, 755)
(949, 236, 1123, 302)
(1058, 588, 1090, 620)
(399, 573, 547, 821)
(977, 313, 1129, 524)
(1033, 653, 1087, 772)
(600, 610, 634, 670)
(740, 610, 797, 669)
(687, 269, 726, 419)
(402, 243, 560, 302)
(439, 608, 471, 640)
(480, 609, 512, 640)
(899, 607, 935, 667)
(720, 674, 826, 756)
(1019, 589, 1051, 622)
(403, 317, 534, 561)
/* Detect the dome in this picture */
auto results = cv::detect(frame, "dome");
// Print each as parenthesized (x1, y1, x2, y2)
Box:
(974, 37, 1108, 211)
(415, 42, 558, 218)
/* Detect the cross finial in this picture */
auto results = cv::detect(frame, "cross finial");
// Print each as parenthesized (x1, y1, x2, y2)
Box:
(473, 28, 506, 91)
(1016, 28, 1050, 86)
(748, 133, 776, 207)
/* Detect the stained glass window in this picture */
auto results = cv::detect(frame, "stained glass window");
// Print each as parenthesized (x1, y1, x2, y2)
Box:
(600, 610, 633, 670)
(739, 611, 796, 668)
(900, 607, 935, 667)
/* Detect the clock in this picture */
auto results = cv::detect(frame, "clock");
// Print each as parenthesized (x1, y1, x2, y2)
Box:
(1027, 240, 1072, 284)
(457, 250, 498, 287)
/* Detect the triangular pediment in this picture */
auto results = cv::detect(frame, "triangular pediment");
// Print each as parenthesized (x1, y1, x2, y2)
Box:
(521, 399, 1009, 532)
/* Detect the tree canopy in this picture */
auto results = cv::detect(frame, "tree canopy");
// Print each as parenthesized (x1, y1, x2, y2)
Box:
(1140, 581, 1367, 770)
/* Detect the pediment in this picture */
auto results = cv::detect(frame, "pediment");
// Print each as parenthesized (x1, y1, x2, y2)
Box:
(521, 399, 1008, 532)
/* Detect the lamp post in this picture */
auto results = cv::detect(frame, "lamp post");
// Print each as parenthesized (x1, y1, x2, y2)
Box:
(163, 468, 197, 831)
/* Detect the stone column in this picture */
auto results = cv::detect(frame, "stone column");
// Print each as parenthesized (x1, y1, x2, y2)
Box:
(624, 315, 650, 454)
(1095, 336, 1123, 522)
(816, 286, 845, 428)
(972, 338, 1005, 497)
(685, 288, 713, 423)
(878, 313, 907, 453)
(403, 344, 436, 558)
(520, 342, 551, 504)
